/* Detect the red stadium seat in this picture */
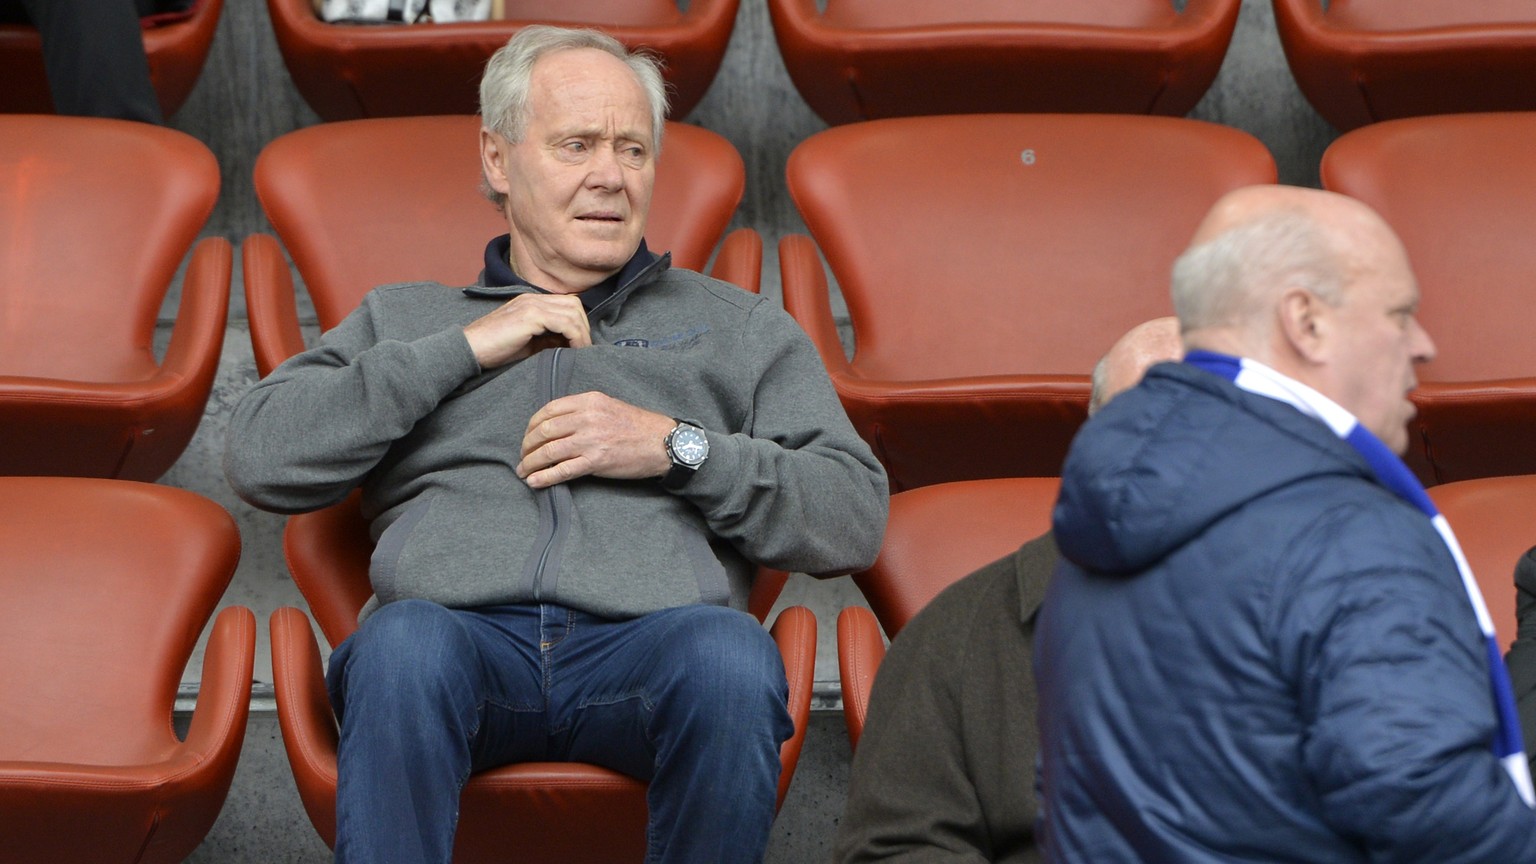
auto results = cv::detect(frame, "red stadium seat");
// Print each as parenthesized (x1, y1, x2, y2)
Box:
(266, 0, 738, 121)
(0, 0, 222, 118)
(0, 477, 252, 863)
(272, 499, 816, 860)
(838, 478, 1058, 750)
(0, 115, 229, 480)
(767, 0, 1241, 125)
(1322, 112, 1536, 483)
(781, 113, 1276, 490)
(1273, 0, 1536, 131)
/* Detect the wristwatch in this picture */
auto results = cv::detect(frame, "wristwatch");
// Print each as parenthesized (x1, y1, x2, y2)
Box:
(662, 420, 709, 490)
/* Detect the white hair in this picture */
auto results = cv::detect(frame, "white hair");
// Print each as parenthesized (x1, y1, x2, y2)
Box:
(478, 25, 669, 207)
(1171, 209, 1346, 335)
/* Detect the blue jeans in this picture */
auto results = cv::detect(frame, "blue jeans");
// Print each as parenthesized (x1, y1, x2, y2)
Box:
(325, 600, 793, 864)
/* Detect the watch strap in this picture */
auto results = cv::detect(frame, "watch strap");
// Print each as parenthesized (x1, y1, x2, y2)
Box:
(661, 419, 706, 491)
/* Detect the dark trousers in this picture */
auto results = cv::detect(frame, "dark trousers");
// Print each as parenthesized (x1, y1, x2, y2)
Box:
(0, 0, 163, 123)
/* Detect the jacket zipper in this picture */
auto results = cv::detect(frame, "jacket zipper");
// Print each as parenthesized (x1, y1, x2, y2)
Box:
(530, 346, 564, 600)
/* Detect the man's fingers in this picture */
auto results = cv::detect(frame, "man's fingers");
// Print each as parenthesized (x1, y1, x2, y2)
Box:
(522, 453, 592, 489)
(516, 392, 674, 486)
(522, 396, 590, 456)
(464, 293, 591, 368)
(517, 433, 571, 476)
(521, 414, 563, 458)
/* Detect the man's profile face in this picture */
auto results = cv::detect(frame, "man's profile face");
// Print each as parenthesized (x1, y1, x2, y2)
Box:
(486, 47, 656, 293)
(1322, 232, 1436, 455)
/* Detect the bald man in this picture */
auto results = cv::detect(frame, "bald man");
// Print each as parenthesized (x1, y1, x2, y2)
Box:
(834, 317, 1181, 864)
(1036, 186, 1536, 863)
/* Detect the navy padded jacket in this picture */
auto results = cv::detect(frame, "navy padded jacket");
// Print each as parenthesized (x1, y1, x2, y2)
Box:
(1035, 361, 1536, 863)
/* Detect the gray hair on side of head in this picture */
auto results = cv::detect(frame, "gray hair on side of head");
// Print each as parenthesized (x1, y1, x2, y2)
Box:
(1088, 354, 1110, 416)
(478, 25, 670, 208)
(1170, 209, 1346, 335)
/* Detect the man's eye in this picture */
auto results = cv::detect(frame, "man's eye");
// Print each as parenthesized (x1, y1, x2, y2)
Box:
(563, 141, 587, 153)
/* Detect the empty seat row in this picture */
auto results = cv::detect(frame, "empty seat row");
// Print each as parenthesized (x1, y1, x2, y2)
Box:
(9, 1, 1536, 129)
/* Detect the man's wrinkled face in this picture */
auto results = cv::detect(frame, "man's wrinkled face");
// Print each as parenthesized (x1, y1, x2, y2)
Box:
(1322, 233, 1436, 455)
(482, 47, 655, 293)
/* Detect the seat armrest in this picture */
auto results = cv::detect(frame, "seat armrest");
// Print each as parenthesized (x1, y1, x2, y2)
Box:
(271, 606, 342, 846)
(769, 604, 816, 810)
(708, 227, 763, 295)
(157, 605, 255, 863)
(777, 234, 852, 377)
(161, 236, 233, 387)
(836, 605, 885, 752)
(116, 234, 231, 479)
(182, 606, 257, 760)
(242, 233, 309, 378)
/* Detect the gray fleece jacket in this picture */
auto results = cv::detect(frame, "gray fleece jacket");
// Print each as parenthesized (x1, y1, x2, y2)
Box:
(225, 253, 888, 621)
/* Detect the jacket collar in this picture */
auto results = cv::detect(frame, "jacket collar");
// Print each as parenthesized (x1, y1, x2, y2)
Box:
(465, 235, 670, 322)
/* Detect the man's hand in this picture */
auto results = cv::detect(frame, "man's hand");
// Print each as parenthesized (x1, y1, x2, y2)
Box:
(463, 293, 591, 369)
(517, 392, 676, 489)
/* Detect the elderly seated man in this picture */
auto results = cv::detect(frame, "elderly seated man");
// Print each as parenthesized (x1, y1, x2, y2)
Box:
(225, 25, 888, 864)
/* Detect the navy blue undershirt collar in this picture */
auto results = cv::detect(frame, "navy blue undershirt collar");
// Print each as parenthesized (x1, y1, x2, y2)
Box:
(478, 234, 655, 311)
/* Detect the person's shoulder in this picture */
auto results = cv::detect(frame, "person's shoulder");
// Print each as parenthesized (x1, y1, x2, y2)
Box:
(1268, 482, 1456, 603)
(353, 280, 482, 318)
(367, 280, 461, 300)
(651, 265, 765, 311)
(890, 545, 1034, 663)
(1289, 476, 1444, 556)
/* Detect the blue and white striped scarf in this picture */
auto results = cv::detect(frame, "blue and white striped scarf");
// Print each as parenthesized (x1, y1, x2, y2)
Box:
(1185, 349, 1535, 807)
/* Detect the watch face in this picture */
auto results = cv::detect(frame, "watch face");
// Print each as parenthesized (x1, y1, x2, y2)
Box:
(671, 426, 709, 466)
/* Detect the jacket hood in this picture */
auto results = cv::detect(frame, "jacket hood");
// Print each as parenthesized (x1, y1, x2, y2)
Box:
(1053, 361, 1373, 575)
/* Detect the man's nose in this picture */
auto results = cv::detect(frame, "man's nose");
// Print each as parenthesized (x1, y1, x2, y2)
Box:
(1410, 316, 1436, 363)
(586, 144, 623, 190)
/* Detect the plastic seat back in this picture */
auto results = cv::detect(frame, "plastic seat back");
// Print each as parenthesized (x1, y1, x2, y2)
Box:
(0, 0, 222, 118)
(782, 113, 1275, 488)
(1427, 475, 1536, 653)
(839, 477, 1059, 747)
(0, 114, 229, 480)
(266, 0, 736, 120)
(1273, 0, 1536, 131)
(768, 0, 1240, 125)
(247, 115, 757, 376)
(1323, 113, 1536, 482)
(0, 477, 252, 864)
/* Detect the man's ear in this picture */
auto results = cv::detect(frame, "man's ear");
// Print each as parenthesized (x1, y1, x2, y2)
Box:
(480, 128, 511, 197)
(1278, 287, 1328, 365)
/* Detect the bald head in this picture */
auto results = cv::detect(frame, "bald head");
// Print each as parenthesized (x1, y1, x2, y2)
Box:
(1169, 184, 1436, 455)
(1172, 185, 1399, 353)
(1088, 317, 1183, 415)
